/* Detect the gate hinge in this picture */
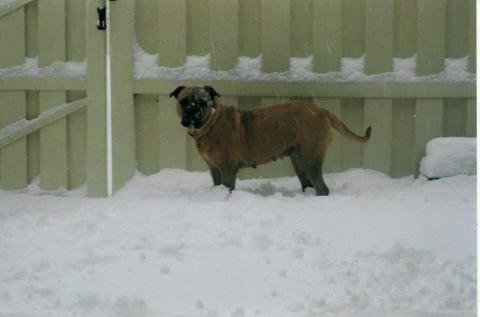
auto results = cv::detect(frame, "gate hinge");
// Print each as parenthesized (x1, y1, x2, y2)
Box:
(97, 5, 106, 30)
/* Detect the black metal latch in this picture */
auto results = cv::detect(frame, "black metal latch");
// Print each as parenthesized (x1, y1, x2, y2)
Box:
(97, 5, 106, 30)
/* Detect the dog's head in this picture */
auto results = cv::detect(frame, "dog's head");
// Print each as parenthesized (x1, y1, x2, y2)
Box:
(169, 86, 220, 129)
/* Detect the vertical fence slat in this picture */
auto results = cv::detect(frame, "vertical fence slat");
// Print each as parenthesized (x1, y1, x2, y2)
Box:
(445, 0, 468, 58)
(25, 1, 37, 57)
(110, 0, 136, 192)
(136, 0, 159, 54)
(363, 99, 392, 174)
(0, 7, 27, 190)
(365, 0, 393, 74)
(468, 0, 475, 73)
(136, 95, 160, 174)
(341, 99, 364, 169)
(186, 0, 209, 56)
(38, 0, 68, 190)
(416, 0, 446, 75)
(261, 0, 291, 72)
(291, 0, 312, 57)
(465, 99, 476, 137)
(391, 99, 415, 177)
(66, 0, 86, 189)
(86, 0, 107, 196)
(394, 0, 416, 57)
(209, 0, 238, 70)
(316, 98, 342, 173)
(414, 99, 444, 174)
(26, 91, 39, 183)
(239, 0, 261, 57)
(158, 95, 187, 169)
(443, 99, 467, 137)
(158, 0, 186, 66)
(342, 0, 365, 57)
(313, 0, 342, 72)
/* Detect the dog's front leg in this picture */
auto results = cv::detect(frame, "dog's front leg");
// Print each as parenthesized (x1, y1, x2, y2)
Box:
(208, 165, 222, 186)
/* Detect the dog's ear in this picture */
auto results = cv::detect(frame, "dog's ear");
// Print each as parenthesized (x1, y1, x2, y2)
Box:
(204, 86, 220, 101)
(169, 86, 186, 99)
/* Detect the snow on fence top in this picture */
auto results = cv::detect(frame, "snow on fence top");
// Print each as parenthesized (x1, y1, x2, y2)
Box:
(420, 137, 477, 179)
(0, 57, 86, 77)
(134, 42, 475, 83)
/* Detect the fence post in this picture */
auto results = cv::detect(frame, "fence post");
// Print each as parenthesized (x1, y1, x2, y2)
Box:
(85, 0, 107, 196)
(38, 0, 68, 190)
(0, 7, 27, 190)
(109, 0, 136, 192)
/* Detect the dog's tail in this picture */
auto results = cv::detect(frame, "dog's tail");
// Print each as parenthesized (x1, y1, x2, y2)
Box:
(327, 112, 371, 143)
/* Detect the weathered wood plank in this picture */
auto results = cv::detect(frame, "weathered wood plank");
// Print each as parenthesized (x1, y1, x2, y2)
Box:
(25, 0, 37, 57)
(445, 0, 468, 58)
(86, 0, 107, 196)
(291, 0, 312, 57)
(394, 0, 416, 57)
(110, 0, 136, 192)
(443, 98, 466, 137)
(0, 6, 27, 190)
(341, 98, 364, 169)
(158, 0, 186, 66)
(342, 0, 365, 57)
(365, 0, 394, 74)
(0, 0, 35, 19)
(209, 0, 238, 70)
(363, 98, 392, 174)
(186, 0, 209, 55)
(261, 0, 291, 72)
(0, 77, 85, 90)
(417, 0, 446, 75)
(26, 91, 39, 183)
(468, 0, 475, 73)
(312, 0, 342, 72)
(136, 0, 159, 54)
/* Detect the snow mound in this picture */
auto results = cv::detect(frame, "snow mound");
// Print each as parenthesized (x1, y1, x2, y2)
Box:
(420, 137, 476, 179)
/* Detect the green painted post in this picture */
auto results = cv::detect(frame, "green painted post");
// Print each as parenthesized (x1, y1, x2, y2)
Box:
(158, 0, 186, 66)
(0, 7, 27, 190)
(38, 0, 68, 190)
(291, 0, 312, 57)
(66, 0, 86, 189)
(316, 98, 342, 173)
(136, 95, 160, 175)
(394, 0, 416, 57)
(261, 0, 291, 73)
(416, 0, 446, 75)
(158, 95, 187, 169)
(391, 99, 416, 177)
(239, 0, 261, 57)
(312, 0, 342, 72)
(209, 0, 239, 71)
(86, 0, 107, 197)
(110, 0, 136, 192)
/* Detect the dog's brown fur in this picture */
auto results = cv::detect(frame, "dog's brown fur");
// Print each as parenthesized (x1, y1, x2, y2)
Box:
(171, 86, 371, 196)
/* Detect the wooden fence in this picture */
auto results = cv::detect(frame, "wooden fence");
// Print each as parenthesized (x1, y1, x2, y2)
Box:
(0, 0, 476, 196)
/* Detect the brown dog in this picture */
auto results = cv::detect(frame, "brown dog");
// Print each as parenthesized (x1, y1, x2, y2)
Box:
(170, 86, 371, 196)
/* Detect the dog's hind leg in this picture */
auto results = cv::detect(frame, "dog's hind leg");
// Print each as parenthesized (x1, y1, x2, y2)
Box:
(308, 159, 329, 196)
(220, 166, 238, 191)
(290, 156, 313, 191)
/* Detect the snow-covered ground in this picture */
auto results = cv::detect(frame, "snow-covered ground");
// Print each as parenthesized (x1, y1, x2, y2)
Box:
(0, 168, 476, 317)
